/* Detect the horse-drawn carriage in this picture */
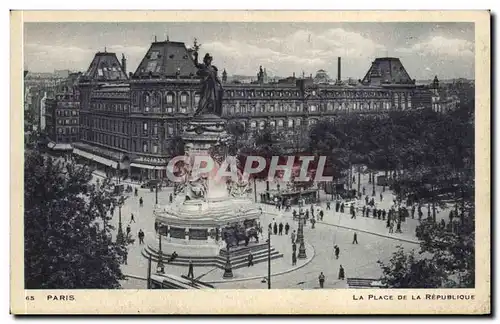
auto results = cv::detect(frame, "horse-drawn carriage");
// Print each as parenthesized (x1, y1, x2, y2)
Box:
(221, 220, 260, 248)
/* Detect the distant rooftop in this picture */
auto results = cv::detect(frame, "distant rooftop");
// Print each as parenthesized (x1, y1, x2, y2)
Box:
(361, 57, 415, 86)
(84, 51, 128, 81)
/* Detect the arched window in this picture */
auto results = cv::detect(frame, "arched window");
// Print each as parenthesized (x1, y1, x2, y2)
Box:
(251, 121, 257, 128)
(194, 93, 200, 105)
(143, 142, 148, 152)
(250, 105, 256, 113)
(296, 119, 302, 126)
(269, 105, 274, 113)
(259, 121, 265, 129)
(180, 92, 189, 105)
(165, 92, 175, 105)
(394, 93, 399, 109)
(151, 91, 161, 107)
(235, 106, 241, 113)
(269, 120, 276, 128)
(288, 119, 294, 128)
(309, 105, 317, 112)
(278, 120, 284, 127)
(143, 92, 151, 112)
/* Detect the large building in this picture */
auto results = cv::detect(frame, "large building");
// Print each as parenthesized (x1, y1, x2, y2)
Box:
(44, 72, 82, 153)
(72, 39, 433, 181)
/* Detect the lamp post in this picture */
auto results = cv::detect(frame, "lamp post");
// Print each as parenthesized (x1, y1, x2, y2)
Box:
(297, 209, 307, 259)
(267, 229, 271, 289)
(223, 246, 233, 278)
(157, 227, 165, 274)
(116, 197, 125, 245)
(155, 183, 159, 205)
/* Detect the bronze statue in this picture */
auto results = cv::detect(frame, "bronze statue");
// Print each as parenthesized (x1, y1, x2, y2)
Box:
(192, 50, 224, 117)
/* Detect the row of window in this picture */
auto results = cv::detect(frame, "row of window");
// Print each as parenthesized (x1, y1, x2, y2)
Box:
(243, 118, 310, 130)
(57, 127, 78, 134)
(56, 110, 79, 117)
(91, 102, 130, 113)
(224, 89, 390, 98)
(57, 118, 78, 125)
(81, 117, 180, 138)
(223, 101, 394, 115)
(131, 91, 200, 108)
(85, 131, 161, 154)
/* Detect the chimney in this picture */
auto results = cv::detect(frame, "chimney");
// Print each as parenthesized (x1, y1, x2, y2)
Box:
(337, 57, 341, 82)
(121, 54, 127, 74)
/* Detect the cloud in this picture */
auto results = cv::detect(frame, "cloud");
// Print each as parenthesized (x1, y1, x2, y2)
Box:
(201, 28, 385, 77)
(395, 36, 474, 57)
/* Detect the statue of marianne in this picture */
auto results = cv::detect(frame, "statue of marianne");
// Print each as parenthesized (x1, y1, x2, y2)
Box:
(193, 51, 224, 117)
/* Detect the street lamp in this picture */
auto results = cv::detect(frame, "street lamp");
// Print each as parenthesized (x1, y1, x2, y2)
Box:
(297, 209, 307, 259)
(267, 230, 271, 289)
(157, 227, 165, 274)
(116, 197, 125, 245)
(223, 246, 233, 278)
(155, 183, 159, 205)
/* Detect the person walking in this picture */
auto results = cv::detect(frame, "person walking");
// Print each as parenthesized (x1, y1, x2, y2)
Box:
(373, 208, 377, 218)
(139, 197, 143, 207)
(273, 222, 278, 235)
(340, 203, 345, 213)
(366, 206, 370, 218)
(291, 230, 296, 243)
(187, 259, 194, 279)
(382, 209, 386, 220)
(278, 222, 284, 235)
(130, 213, 136, 223)
(412, 205, 416, 219)
(292, 242, 297, 254)
(335, 201, 340, 213)
(362, 186, 366, 195)
(138, 229, 145, 244)
(134, 187, 138, 197)
(338, 265, 345, 280)
(169, 193, 173, 204)
(334, 245, 340, 259)
(352, 232, 358, 244)
(365, 195, 369, 205)
(350, 205, 356, 219)
(292, 209, 297, 219)
(326, 201, 331, 210)
(247, 252, 254, 267)
(318, 272, 326, 288)
(311, 217, 316, 229)
(284, 222, 290, 235)
(126, 225, 131, 237)
(377, 209, 382, 220)
(362, 206, 366, 217)
(319, 209, 324, 221)
(292, 251, 297, 266)
(380, 192, 383, 201)
(389, 222, 394, 234)
(396, 221, 402, 233)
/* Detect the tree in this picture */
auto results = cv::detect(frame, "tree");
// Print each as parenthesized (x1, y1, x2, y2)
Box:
(378, 247, 448, 288)
(24, 151, 130, 289)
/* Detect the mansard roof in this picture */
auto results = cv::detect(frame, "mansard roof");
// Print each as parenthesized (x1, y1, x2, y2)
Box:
(361, 57, 415, 85)
(84, 52, 128, 81)
(133, 41, 198, 78)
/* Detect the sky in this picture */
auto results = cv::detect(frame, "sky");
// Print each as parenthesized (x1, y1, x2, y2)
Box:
(23, 22, 475, 80)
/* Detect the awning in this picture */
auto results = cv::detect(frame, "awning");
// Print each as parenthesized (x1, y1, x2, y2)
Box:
(73, 148, 118, 168)
(130, 163, 167, 170)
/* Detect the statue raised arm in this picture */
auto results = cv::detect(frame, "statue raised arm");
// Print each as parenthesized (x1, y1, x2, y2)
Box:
(192, 51, 224, 117)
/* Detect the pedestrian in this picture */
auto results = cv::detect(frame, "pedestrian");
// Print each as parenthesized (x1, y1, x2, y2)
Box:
(389, 222, 394, 233)
(382, 209, 386, 220)
(352, 232, 358, 244)
(273, 222, 278, 235)
(412, 205, 416, 219)
(292, 251, 297, 266)
(311, 217, 316, 229)
(377, 209, 382, 219)
(139, 197, 143, 207)
(291, 230, 296, 243)
(130, 213, 136, 223)
(340, 203, 345, 213)
(334, 245, 340, 259)
(292, 209, 297, 219)
(335, 201, 340, 213)
(268, 223, 272, 234)
(366, 206, 370, 217)
(362, 205, 366, 217)
(138, 229, 145, 244)
(319, 210, 324, 221)
(305, 209, 309, 219)
(338, 265, 345, 280)
(365, 195, 369, 205)
(123, 250, 128, 265)
(187, 259, 194, 278)
(134, 187, 138, 196)
(440, 219, 446, 228)
(285, 222, 290, 235)
(449, 210, 454, 223)
(350, 206, 356, 219)
(418, 208, 423, 221)
(396, 221, 402, 233)
(126, 225, 131, 237)
(319, 272, 326, 288)
(380, 192, 383, 201)
(274, 197, 278, 209)
(292, 241, 297, 254)
(363, 186, 366, 195)
(247, 252, 254, 267)
(169, 193, 173, 204)
(278, 222, 283, 235)
(352, 175, 356, 183)
(326, 201, 331, 210)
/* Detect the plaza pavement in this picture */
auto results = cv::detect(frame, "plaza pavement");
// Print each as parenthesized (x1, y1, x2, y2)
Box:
(97, 172, 453, 289)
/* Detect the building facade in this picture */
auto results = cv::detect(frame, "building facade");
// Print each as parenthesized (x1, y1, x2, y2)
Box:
(430, 76, 461, 113)
(74, 39, 433, 181)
